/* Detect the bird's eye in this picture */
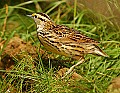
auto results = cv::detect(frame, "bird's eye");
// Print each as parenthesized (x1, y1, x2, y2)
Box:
(34, 15, 37, 18)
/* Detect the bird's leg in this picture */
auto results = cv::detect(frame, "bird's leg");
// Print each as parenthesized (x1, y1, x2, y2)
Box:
(61, 58, 84, 79)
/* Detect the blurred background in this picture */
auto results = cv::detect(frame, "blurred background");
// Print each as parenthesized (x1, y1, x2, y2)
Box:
(0, 0, 120, 93)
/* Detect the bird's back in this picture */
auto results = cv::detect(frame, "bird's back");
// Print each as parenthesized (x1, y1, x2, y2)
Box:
(37, 25, 108, 60)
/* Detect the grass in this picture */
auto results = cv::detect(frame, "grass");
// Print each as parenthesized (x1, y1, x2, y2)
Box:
(0, 0, 120, 93)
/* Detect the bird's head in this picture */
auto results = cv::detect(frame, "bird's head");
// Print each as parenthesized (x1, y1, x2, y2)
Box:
(27, 13, 54, 31)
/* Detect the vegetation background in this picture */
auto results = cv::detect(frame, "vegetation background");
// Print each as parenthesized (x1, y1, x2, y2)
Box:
(0, 0, 120, 93)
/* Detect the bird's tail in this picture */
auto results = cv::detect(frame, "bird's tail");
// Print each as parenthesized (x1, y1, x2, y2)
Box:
(92, 44, 109, 57)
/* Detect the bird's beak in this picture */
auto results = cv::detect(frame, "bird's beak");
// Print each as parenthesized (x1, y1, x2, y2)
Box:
(26, 15, 33, 18)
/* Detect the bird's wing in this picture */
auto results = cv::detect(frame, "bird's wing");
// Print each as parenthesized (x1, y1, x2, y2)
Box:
(53, 25, 99, 44)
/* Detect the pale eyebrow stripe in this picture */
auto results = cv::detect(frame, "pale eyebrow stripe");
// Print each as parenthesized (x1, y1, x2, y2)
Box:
(37, 14, 50, 21)
(39, 13, 50, 20)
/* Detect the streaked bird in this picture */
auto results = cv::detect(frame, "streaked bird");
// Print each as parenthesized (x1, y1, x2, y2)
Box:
(27, 13, 109, 79)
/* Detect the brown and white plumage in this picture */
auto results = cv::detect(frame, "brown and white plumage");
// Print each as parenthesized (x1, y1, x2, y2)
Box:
(27, 13, 109, 78)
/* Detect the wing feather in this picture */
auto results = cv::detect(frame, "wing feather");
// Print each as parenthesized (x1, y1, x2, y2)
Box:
(53, 25, 99, 44)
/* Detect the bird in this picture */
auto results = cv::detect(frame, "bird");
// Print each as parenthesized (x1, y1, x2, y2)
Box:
(27, 13, 109, 79)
